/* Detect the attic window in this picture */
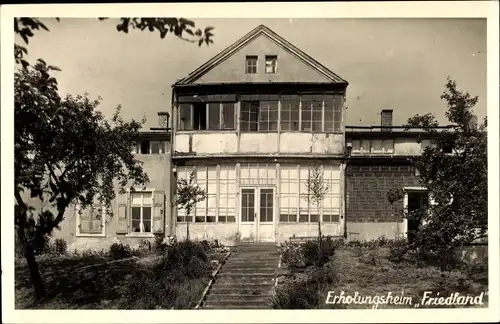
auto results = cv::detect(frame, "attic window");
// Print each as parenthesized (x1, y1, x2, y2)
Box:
(246, 55, 258, 74)
(265, 55, 277, 74)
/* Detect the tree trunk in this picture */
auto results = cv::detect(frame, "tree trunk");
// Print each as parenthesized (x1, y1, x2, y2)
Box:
(17, 224, 45, 300)
(186, 213, 190, 241)
(317, 220, 322, 266)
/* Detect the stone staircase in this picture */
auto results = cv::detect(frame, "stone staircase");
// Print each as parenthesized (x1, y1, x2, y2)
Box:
(202, 243, 278, 309)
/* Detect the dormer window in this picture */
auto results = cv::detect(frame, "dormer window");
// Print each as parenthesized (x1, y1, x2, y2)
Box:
(265, 55, 278, 74)
(245, 55, 258, 74)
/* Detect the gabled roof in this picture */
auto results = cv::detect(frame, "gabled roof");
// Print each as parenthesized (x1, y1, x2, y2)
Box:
(174, 24, 348, 86)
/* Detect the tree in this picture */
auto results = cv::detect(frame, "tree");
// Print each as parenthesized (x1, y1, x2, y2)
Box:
(15, 61, 150, 299)
(388, 78, 487, 271)
(14, 16, 214, 301)
(303, 165, 329, 266)
(173, 171, 207, 240)
(14, 17, 215, 68)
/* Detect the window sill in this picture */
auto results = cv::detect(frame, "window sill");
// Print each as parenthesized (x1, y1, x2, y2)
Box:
(76, 233, 106, 238)
(125, 233, 155, 238)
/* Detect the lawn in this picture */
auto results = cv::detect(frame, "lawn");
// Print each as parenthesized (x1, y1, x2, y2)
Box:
(15, 240, 229, 309)
(273, 242, 489, 309)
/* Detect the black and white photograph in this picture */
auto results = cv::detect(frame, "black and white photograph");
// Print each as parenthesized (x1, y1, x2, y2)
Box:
(2, 2, 499, 323)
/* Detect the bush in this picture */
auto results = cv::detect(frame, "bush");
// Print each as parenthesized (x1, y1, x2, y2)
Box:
(157, 239, 209, 272)
(109, 243, 132, 259)
(278, 238, 336, 269)
(388, 238, 410, 263)
(153, 233, 167, 254)
(52, 238, 68, 256)
(272, 264, 339, 309)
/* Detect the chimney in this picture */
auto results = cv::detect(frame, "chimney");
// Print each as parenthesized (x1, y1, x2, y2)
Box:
(158, 112, 170, 129)
(381, 109, 393, 132)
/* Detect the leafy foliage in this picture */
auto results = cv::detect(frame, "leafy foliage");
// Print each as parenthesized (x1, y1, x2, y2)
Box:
(278, 237, 336, 269)
(388, 78, 487, 270)
(272, 264, 339, 309)
(109, 243, 133, 260)
(14, 17, 214, 69)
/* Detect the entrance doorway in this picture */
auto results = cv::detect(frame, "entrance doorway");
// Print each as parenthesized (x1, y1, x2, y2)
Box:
(239, 187, 275, 242)
(406, 190, 429, 242)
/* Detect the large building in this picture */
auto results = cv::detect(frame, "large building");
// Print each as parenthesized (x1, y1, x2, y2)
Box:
(170, 25, 348, 243)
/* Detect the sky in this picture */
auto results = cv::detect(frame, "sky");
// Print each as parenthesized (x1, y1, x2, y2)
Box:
(20, 18, 487, 130)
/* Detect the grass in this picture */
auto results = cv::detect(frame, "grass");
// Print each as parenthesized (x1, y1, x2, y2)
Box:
(274, 245, 488, 309)
(15, 242, 228, 309)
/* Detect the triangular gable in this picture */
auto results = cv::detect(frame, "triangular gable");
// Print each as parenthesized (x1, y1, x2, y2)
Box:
(174, 24, 348, 85)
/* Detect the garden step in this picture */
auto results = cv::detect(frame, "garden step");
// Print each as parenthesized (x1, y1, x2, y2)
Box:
(210, 282, 274, 290)
(207, 294, 272, 302)
(217, 272, 275, 278)
(202, 304, 270, 309)
(214, 277, 275, 285)
(203, 299, 272, 308)
(220, 267, 277, 273)
(227, 257, 278, 263)
(209, 287, 274, 295)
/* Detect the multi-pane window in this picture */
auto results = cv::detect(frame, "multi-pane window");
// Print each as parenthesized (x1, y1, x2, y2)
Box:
(324, 95, 343, 132)
(241, 189, 255, 222)
(246, 55, 258, 74)
(258, 100, 279, 131)
(351, 139, 394, 155)
(265, 55, 277, 74)
(259, 189, 274, 222)
(280, 95, 300, 131)
(301, 95, 323, 132)
(77, 203, 105, 236)
(322, 166, 341, 223)
(241, 95, 279, 132)
(240, 101, 259, 131)
(219, 165, 236, 223)
(131, 192, 153, 233)
(176, 167, 195, 223)
(279, 166, 298, 222)
(178, 102, 235, 131)
(133, 141, 168, 154)
(194, 166, 217, 223)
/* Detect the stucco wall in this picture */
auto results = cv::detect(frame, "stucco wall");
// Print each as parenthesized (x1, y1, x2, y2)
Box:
(195, 33, 331, 84)
(346, 222, 405, 241)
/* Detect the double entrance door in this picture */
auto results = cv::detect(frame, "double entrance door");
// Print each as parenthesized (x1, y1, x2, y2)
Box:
(239, 187, 275, 242)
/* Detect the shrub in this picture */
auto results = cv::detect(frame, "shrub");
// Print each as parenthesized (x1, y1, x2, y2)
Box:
(159, 239, 209, 271)
(388, 239, 410, 263)
(359, 251, 379, 266)
(153, 233, 167, 254)
(272, 264, 339, 309)
(278, 238, 336, 269)
(52, 238, 68, 256)
(109, 243, 132, 259)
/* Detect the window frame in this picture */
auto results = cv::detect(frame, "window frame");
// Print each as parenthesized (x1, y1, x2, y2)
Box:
(129, 191, 154, 235)
(265, 55, 278, 74)
(133, 141, 168, 155)
(75, 204, 106, 237)
(245, 55, 258, 74)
